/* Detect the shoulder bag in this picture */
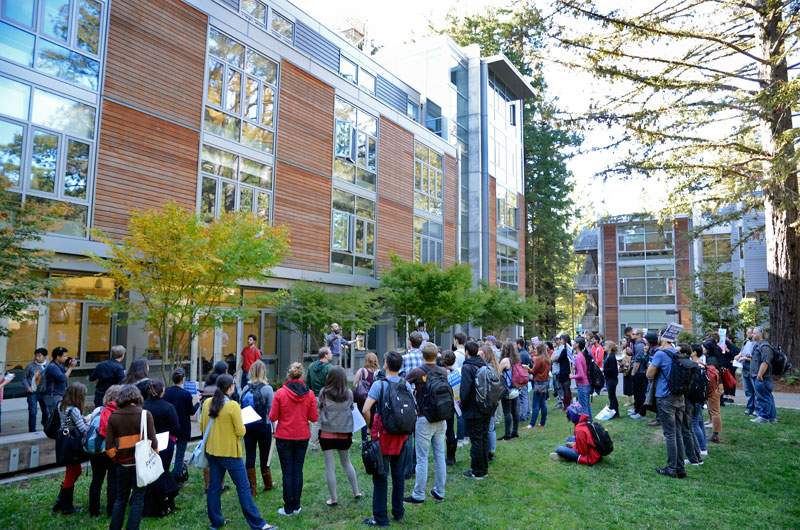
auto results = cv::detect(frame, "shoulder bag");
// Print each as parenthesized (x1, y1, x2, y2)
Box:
(189, 416, 214, 469)
(135, 410, 163, 487)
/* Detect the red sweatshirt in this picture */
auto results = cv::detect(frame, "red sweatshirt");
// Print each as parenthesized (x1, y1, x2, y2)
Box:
(574, 414, 602, 466)
(269, 379, 318, 440)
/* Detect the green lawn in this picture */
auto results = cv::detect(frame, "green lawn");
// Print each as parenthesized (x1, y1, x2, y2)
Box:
(1, 397, 798, 529)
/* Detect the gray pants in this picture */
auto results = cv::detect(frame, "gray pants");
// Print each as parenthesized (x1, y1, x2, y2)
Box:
(656, 394, 686, 473)
(680, 402, 699, 462)
(323, 448, 359, 502)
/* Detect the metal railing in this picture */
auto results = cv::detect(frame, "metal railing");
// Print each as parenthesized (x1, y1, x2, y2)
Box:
(574, 274, 599, 290)
(580, 316, 600, 331)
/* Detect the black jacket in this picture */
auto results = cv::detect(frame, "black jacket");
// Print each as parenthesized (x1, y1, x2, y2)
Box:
(558, 347, 572, 383)
(89, 359, 125, 399)
(459, 355, 488, 420)
(603, 351, 619, 378)
(163, 385, 198, 440)
(142, 396, 180, 443)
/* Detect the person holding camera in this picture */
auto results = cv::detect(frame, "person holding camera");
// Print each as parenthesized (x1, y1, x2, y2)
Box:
(44, 347, 77, 413)
(327, 323, 349, 367)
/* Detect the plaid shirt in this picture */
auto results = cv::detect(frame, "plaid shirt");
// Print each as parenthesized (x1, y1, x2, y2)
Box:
(401, 349, 424, 376)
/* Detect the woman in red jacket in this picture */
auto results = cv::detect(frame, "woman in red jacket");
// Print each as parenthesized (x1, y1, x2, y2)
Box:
(269, 362, 318, 517)
(549, 403, 602, 466)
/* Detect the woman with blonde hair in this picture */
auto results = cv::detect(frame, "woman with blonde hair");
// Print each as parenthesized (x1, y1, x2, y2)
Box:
(269, 362, 318, 516)
(353, 352, 378, 443)
(241, 360, 275, 495)
(478, 345, 500, 460)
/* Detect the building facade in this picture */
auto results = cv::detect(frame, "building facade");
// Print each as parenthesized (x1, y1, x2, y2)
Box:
(0, 0, 531, 408)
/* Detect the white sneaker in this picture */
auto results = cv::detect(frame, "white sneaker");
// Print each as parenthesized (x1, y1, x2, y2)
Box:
(630, 413, 644, 419)
(278, 508, 291, 516)
(700, 450, 708, 456)
(293, 507, 302, 515)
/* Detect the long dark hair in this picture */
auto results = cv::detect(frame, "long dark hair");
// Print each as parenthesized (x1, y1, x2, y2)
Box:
(209, 374, 233, 418)
(574, 337, 587, 355)
(146, 378, 165, 400)
(123, 358, 149, 384)
(60, 382, 87, 412)
(205, 361, 229, 386)
(320, 366, 350, 403)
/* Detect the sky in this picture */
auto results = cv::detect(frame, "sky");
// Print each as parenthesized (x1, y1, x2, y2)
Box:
(292, 0, 662, 220)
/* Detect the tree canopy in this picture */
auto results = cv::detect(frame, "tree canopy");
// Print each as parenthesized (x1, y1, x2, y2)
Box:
(472, 281, 543, 339)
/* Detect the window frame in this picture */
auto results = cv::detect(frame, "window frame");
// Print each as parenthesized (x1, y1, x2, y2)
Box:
(413, 140, 444, 217)
(339, 54, 357, 85)
(333, 97, 377, 192)
(413, 215, 443, 266)
(269, 8, 294, 44)
(496, 242, 519, 290)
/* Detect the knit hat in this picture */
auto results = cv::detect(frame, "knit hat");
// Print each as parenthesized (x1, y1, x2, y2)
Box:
(567, 403, 583, 421)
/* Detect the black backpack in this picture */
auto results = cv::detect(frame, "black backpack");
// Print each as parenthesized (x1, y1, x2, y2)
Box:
(44, 407, 62, 439)
(585, 353, 605, 393)
(474, 364, 502, 416)
(582, 420, 613, 456)
(421, 366, 454, 423)
(767, 345, 791, 377)
(687, 365, 710, 404)
(379, 379, 416, 435)
(665, 349, 697, 395)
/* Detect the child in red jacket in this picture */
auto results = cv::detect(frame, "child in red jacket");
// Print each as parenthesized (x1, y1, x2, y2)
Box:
(549, 403, 602, 466)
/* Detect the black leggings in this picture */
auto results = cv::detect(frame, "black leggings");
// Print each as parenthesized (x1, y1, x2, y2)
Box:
(501, 397, 520, 437)
(606, 376, 619, 413)
(243, 421, 273, 470)
(633, 373, 648, 416)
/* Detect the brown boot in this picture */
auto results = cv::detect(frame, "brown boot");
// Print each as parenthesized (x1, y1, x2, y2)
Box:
(261, 468, 276, 491)
(204, 468, 210, 492)
(246, 468, 257, 497)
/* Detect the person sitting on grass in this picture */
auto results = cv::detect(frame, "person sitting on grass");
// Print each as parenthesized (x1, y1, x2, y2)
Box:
(549, 403, 602, 466)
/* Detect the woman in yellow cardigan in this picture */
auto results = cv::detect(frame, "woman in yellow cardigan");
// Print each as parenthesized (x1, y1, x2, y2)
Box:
(200, 374, 277, 530)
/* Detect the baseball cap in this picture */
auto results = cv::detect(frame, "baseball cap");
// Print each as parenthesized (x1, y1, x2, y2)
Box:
(52, 346, 68, 356)
(484, 335, 497, 344)
(566, 403, 583, 421)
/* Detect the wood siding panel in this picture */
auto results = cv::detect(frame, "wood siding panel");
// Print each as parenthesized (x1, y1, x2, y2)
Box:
(489, 176, 497, 285)
(603, 225, 618, 339)
(518, 193, 526, 296)
(104, 0, 207, 129)
(444, 221, 457, 268)
(378, 118, 413, 207)
(444, 154, 457, 223)
(377, 197, 413, 275)
(277, 61, 334, 177)
(93, 100, 199, 240)
(273, 160, 331, 272)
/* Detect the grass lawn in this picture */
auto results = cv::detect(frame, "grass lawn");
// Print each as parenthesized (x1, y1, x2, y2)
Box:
(1, 396, 798, 529)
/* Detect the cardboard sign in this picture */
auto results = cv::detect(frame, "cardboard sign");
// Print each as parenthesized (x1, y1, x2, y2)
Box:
(661, 323, 684, 342)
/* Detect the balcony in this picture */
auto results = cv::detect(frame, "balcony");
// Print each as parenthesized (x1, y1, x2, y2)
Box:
(580, 316, 600, 332)
(574, 274, 599, 290)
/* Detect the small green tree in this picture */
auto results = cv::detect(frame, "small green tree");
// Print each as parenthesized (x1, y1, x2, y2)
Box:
(379, 253, 478, 344)
(87, 201, 290, 380)
(273, 281, 384, 352)
(0, 181, 70, 335)
(472, 281, 543, 339)
(738, 297, 769, 330)
(686, 251, 743, 336)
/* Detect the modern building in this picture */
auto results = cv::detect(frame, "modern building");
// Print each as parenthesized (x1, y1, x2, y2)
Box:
(0, 0, 532, 410)
(574, 211, 769, 341)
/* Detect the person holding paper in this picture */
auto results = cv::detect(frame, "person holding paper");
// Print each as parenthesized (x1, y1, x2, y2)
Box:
(163, 368, 199, 485)
(240, 361, 276, 496)
(142, 378, 180, 516)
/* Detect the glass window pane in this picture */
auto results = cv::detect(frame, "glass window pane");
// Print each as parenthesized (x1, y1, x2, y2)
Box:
(359, 71, 375, 93)
(647, 278, 667, 295)
(430, 198, 442, 216)
(226, 69, 241, 114)
(0, 76, 30, 120)
(354, 256, 373, 277)
(355, 218, 365, 254)
(414, 216, 425, 234)
(414, 161, 421, 190)
(429, 221, 443, 239)
(331, 251, 353, 274)
(367, 137, 376, 171)
(270, 12, 293, 42)
(42, 0, 70, 42)
(257, 191, 270, 219)
(241, 0, 266, 24)
(414, 235, 421, 262)
(244, 77, 258, 121)
(260, 86, 274, 127)
(356, 167, 375, 191)
(619, 266, 645, 278)
(332, 189, 354, 213)
(355, 196, 375, 220)
(85, 306, 111, 363)
(201, 144, 238, 179)
(627, 278, 646, 295)
(366, 222, 374, 255)
(421, 239, 428, 262)
(339, 56, 356, 83)
(245, 50, 277, 84)
(6, 0, 35, 26)
(36, 39, 100, 90)
(207, 59, 223, 107)
(222, 181, 235, 213)
(28, 196, 87, 236)
(335, 98, 356, 125)
(334, 120, 351, 158)
(76, 0, 101, 54)
(435, 171, 442, 198)
(203, 106, 240, 142)
(332, 212, 349, 250)
(414, 142, 429, 163)
(241, 122, 273, 153)
(240, 157, 271, 188)
(0, 119, 24, 186)
(333, 158, 355, 184)
(64, 139, 89, 198)
(32, 89, 95, 139)
(358, 111, 376, 136)
(209, 28, 243, 68)
(200, 176, 216, 222)
(239, 186, 254, 213)
(48, 301, 82, 356)
(5, 312, 38, 390)
(0, 21, 35, 66)
(356, 131, 367, 167)
(30, 130, 58, 193)
(414, 191, 428, 211)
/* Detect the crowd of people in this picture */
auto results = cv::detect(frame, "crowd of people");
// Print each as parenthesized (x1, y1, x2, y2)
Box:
(10, 322, 784, 528)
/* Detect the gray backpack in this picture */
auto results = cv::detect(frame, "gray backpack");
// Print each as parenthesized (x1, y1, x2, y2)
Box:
(474, 365, 501, 415)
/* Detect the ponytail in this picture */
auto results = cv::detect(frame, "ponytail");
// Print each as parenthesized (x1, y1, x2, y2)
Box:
(209, 374, 233, 418)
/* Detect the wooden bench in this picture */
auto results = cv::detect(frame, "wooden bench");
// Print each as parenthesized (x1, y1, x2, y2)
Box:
(0, 432, 56, 474)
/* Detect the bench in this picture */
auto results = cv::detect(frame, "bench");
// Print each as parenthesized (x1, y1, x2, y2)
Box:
(0, 432, 56, 474)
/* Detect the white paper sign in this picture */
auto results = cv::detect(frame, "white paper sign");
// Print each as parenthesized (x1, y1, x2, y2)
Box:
(241, 405, 262, 425)
(661, 323, 684, 342)
(531, 336, 540, 345)
(156, 431, 169, 452)
(352, 407, 367, 433)
(718, 328, 727, 352)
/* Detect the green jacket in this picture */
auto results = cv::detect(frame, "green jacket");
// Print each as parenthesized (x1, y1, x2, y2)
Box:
(307, 360, 332, 394)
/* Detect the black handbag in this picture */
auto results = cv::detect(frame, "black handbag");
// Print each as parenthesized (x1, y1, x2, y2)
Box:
(361, 437, 384, 476)
(44, 407, 61, 439)
(56, 427, 88, 465)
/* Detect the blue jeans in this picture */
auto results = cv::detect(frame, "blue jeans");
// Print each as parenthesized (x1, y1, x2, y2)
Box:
(110, 465, 145, 530)
(27, 392, 48, 432)
(517, 386, 530, 422)
(207, 454, 267, 529)
(754, 378, 776, 420)
(556, 435, 579, 462)
(656, 394, 686, 473)
(501, 396, 520, 437)
(172, 438, 188, 480)
(456, 415, 466, 441)
(488, 416, 496, 453)
(577, 384, 592, 419)
(276, 438, 308, 513)
(530, 390, 547, 426)
(691, 402, 707, 451)
(412, 417, 446, 501)
(372, 444, 407, 525)
(742, 374, 756, 414)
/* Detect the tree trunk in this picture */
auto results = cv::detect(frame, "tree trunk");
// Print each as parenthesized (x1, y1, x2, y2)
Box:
(755, 2, 800, 369)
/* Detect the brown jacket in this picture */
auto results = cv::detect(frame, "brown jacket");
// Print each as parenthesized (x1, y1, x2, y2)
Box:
(105, 405, 157, 467)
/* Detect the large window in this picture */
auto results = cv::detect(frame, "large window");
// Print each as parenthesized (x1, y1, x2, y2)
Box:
(414, 141, 443, 216)
(414, 216, 443, 265)
(487, 71, 521, 194)
(496, 186, 518, 240)
(199, 144, 273, 222)
(701, 233, 731, 261)
(331, 188, 375, 276)
(204, 28, 278, 154)
(617, 223, 674, 261)
(497, 242, 519, 290)
(0, 0, 103, 91)
(618, 264, 676, 305)
(0, 76, 96, 237)
(619, 309, 672, 338)
(334, 97, 377, 192)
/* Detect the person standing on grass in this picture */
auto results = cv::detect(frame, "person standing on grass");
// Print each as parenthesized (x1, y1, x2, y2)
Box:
(106, 384, 156, 530)
(675, 344, 703, 467)
(163, 368, 199, 485)
(647, 338, 687, 478)
(87, 384, 121, 518)
(620, 337, 634, 409)
(270, 362, 318, 517)
(24, 347, 49, 432)
(405, 342, 448, 504)
(526, 342, 551, 428)
(236, 334, 262, 390)
(498, 341, 522, 440)
(200, 374, 277, 530)
(88, 345, 126, 408)
(452, 332, 468, 447)
(688, 345, 709, 457)
(556, 334, 574, 409)
(630, 329, 648, 419)
(571, 337, 592, 420)
(439, 350, 459, 465)
(735, 327, 757, 416)
(478, 345, 500, 462)
(361, 351, 414, 527)
(702, 339, 724, 442)
(354, 352, 379, 444)
(516, 337, 532, 424)
(44, 346, 77, 414)
(549, 403, 601, 465)
(318, 366, 362, 507)
(550, 339, 562, 409)
(52, 382, 90, 516)
(307, 347, 333, 451)
(750, 326, 777, 424)
(402, 332, 425, 375)
(241, 360, 276, 495)
(460, 341, 493, 480)
(603, 341, 620, 417)
(142, 378, 180, 517)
